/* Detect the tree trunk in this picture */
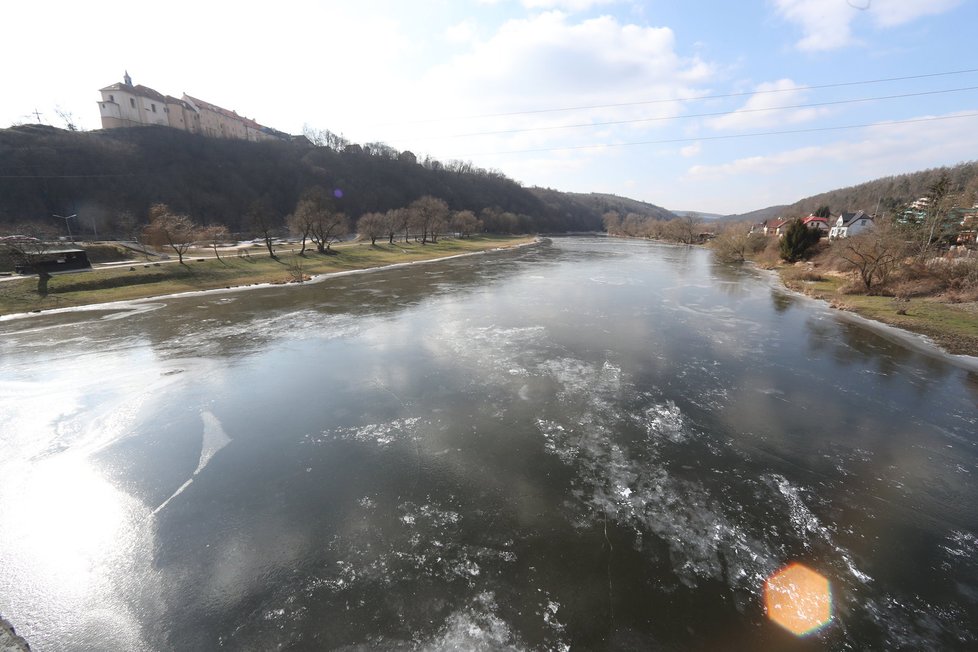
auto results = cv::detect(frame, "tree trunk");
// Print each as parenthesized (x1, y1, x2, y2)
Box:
(36, 271, 51, 297)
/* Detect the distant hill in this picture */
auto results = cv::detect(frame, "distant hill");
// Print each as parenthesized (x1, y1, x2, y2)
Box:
(721, 205, 789, 224)
(0, 125, 671, 236)
(780, 162, 978, 219)
(670, 210, 725, 220)
(529, 191, 676, 228)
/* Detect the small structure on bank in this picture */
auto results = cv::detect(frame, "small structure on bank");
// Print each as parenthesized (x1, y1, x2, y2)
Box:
(13, 247, 91, 275)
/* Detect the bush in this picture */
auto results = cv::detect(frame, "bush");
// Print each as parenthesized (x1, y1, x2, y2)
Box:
(779, 219, 820, 262)
(925, 257, 978, 290)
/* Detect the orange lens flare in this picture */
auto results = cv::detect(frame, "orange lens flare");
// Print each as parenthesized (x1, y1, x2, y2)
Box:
(764, 563, 832, 636)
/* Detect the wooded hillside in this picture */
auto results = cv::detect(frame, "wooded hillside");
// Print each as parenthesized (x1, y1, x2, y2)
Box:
(781, 161, 978, 218)
(0, 125, 673, 236)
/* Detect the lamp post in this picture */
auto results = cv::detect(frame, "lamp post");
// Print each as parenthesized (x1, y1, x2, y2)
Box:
(53, 213, 77, 242)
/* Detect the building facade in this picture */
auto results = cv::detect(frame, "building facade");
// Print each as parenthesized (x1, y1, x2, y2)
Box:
(97, 72, 283, 142)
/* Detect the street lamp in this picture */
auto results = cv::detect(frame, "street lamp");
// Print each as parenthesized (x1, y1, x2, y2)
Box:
(53, 214, 77, 242)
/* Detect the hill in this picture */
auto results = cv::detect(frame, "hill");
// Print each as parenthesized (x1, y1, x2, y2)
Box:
(721, 204, 789, 224)
(529, 190, 676, 230)
(670, 210, 725, 220)
(780, 161, 978, 219)
(0, 125, 671, 236)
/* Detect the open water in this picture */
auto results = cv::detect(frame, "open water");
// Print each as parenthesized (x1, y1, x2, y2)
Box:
(0, 236, 976, 650)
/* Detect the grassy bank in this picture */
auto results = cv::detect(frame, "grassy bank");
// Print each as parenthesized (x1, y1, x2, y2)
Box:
(0, 235, 536, 317)
(779, 265, 978, 357)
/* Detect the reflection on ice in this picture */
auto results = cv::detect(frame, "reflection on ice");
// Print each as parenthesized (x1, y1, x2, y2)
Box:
(153, 410, 232, 515)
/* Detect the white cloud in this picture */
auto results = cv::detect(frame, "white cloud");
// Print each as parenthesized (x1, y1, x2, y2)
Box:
(707, 79, 826, 131)
(772, 0, 858, 51)
(680, 142, 701, 157)
(772, 0, 960, 51)
(393, 10, 716, 170)
(445, 19, 477, 43)
(421, 12, 711, 115)
(869, 0, 961, 27)
(522, 0, 616, 11)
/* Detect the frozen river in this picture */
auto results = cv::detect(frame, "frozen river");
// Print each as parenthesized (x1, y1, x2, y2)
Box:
(1, 236, 976, 650)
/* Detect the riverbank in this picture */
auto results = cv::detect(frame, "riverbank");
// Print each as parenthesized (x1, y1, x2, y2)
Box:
(617, 232, 978, 357)
(779, 267, 978, 356)
(0, 236, 536, 317)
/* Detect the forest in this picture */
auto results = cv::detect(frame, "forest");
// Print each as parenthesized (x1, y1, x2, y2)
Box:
(780, 161, 978, 220)
(0, 125, 674, 238)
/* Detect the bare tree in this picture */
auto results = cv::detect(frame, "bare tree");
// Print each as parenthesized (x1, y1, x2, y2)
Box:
(836, 220, 905, 292)
(602, 211, 622, 235)
(142, 204, 198, 264)
(198, 224, 230, 263)
(663, 215, 699, 244)
(384, 208, 408, 245)
(711, 222, 766, 263)
(54, 106, 80, 132)
(302, 125, 349, 151)
(451, 210, 481, 238)
(408, 196, 449, 245)
(248, 199, 279, 258)
(907, 173, 959, 261)
(356, 212, 386, 245)
(286, 207, 314, 255)
(294, 188, 348, 254)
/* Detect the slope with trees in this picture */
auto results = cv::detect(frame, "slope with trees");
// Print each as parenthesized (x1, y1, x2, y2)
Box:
(0, 125, 655, 238)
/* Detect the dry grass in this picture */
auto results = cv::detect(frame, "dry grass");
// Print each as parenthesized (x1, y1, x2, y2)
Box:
(0, 235, 537, 316)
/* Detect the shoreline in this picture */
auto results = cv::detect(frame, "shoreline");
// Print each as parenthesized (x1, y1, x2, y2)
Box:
(0, 237, 541, 322)
(775, 267, 978, 359)
(767, 269, 978, 371)
(611, 233, 978, 361)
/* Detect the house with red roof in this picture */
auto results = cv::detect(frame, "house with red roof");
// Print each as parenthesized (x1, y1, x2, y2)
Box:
(801, 215, 830, 233)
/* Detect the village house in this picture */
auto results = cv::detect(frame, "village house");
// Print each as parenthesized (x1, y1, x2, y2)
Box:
(828, 211, 874, 239)
(762, 218, 789, 237)
(953, 203, 978, 245)
(97, 72, 286, 143)
(801, 214, 830, 233)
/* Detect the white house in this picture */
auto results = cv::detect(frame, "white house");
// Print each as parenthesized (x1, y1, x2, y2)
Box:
(801, 215, 830, 233)
(97, 71, 170, 129)
(828, 211, 874, 239)
(97, 72, 283, 143)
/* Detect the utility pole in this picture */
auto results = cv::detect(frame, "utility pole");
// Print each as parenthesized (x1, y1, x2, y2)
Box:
(53, 213, 77, 242)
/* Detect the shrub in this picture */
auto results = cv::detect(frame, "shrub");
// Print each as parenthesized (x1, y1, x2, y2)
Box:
(779, 219, 821, 262)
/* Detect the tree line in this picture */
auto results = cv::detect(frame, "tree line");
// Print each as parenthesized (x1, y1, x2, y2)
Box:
(136, 193, 488, 263)
(711, 171, 978, 296)
(601, 211, 704, 244)
(0, 124, 619, 238)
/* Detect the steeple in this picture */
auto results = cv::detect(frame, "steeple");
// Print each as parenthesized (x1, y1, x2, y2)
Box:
(124, 70, 132, 86)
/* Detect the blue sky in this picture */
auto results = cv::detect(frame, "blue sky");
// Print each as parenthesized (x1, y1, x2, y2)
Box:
(3, 0, 977, 214)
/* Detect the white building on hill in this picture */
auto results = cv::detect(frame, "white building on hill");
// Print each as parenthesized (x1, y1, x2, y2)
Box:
(97, 72, 284, 142)
(828, 211, 874, 239)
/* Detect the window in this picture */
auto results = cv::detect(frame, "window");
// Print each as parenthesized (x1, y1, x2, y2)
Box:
(109, 94, 114, 102)
(151, 104, 156, 113)
(130, 98, 135, 108)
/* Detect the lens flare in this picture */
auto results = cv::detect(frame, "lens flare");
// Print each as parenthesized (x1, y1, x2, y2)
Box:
(764, 563, 832, 636)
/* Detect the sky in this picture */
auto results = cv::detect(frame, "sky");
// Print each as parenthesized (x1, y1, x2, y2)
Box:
(3, 0, 977, 215)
